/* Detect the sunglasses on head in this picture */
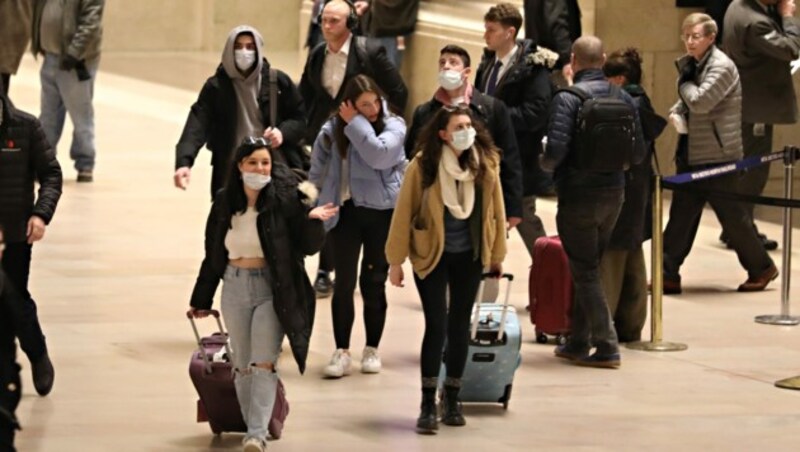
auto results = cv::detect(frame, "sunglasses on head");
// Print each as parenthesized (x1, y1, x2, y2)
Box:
(241, 136, 272, 148)
(442, 104, 471, 113)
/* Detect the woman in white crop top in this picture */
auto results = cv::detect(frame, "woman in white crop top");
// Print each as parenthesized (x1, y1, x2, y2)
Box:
(189, 137, 337, 451)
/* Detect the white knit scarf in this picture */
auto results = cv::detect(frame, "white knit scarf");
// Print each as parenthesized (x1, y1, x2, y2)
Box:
(438, 145, 476, 219)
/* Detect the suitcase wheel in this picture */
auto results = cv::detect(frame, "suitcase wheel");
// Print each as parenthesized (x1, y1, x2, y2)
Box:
(555, 334, 568, 346)
(502, 384, 512, 410)
(536, 333, 549, 344)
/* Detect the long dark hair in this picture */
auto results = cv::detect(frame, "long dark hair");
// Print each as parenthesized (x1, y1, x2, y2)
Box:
(415, 106, 499, 189)
(333, 74, 387, 158)
(603, 47, 643, 85)
(223, 138, 273, 216)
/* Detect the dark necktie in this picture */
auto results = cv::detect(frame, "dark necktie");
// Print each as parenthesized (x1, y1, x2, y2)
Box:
(485, 60, 503, 96)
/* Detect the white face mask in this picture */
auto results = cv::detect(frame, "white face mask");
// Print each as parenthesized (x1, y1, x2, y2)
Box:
(438, 69, 464, 91)
(242, 172, 271, 190)
(450, 127, 476, 153)
(234, 49, 257, 71)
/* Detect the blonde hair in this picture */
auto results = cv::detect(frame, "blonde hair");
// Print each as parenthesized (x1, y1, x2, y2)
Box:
(682, 13, 718, 37)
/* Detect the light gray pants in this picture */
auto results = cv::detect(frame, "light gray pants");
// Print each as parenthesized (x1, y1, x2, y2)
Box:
(221, 265, 284, 442)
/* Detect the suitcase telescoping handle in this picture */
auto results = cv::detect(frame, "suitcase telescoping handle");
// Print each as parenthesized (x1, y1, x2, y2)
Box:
(186, 309, 226, 374)
(471, 273, 514, 342)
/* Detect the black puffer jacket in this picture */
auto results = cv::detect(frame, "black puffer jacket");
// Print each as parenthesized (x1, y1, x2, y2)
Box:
(175, 62, 307, 192)
(189, 164, 325, 374)
(0, 93, 62, 243)
(475, 40, 555, 196)
(607, 86, 667, 250)
(404, 89, 523, 219)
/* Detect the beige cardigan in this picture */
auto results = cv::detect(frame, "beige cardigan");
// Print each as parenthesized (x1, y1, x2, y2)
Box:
(385, 154, 507, 279)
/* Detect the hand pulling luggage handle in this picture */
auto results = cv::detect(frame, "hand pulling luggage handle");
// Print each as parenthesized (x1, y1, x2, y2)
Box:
(471, 273, 514, 341)
(186, 309, 225, 374)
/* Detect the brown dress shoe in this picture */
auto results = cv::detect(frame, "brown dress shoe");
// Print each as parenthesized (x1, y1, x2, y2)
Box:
(738, 265, 779, 292)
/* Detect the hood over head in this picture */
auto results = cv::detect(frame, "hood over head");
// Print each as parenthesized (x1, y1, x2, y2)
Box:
(222, 25, 266, 80)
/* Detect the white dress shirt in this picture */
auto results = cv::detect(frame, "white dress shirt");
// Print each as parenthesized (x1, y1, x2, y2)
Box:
(322, 34, 353, 98)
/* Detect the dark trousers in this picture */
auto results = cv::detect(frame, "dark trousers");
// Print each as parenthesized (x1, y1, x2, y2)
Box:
(739, 122, 774, 221)
(1, 242, 47, 362)
(318, 237, 335, 274)
(557, 189, 624, 355)
(329, 202, 392, 349)
(1, 281, 22, 452)
(0, 73, 9, 95)
(663, 162, 774, 281)
(414, 251, 483, 380)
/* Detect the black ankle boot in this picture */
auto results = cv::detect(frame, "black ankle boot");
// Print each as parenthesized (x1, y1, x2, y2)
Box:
(440, 384, 466, 426)
(416, 390, 438, 434)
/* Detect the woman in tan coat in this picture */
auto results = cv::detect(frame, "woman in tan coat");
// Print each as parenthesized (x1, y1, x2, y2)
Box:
(385, 106, 506, 434)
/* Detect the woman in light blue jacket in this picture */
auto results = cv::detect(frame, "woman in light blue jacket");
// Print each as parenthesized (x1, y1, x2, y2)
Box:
(309, 74, 407, 379)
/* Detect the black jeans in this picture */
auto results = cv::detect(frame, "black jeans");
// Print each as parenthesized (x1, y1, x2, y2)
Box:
(329, 202, 392, 349)
(1, 242, 47, 362)
(556, 189, 624, 355)
(663, 161, 774, 281)
(414, 251, 483, 380)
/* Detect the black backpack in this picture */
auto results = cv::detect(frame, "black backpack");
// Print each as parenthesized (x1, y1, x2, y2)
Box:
(561, 85, 636, 172)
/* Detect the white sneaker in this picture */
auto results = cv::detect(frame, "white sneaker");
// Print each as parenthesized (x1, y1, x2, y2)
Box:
(323, 349, 352, 378)
(242, 437, 265, 452)
(361, 346, 382, 374)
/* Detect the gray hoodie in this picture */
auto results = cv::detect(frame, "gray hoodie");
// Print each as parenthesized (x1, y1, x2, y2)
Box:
(221, 25, 266, 146)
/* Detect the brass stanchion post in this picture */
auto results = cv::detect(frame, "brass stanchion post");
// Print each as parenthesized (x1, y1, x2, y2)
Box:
(755, 146, 799, 326)
(627, 174, 687, 352)
(771, 146, 800, 391)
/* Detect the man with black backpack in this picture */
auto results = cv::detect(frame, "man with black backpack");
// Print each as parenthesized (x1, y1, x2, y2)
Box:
(540, 36, 646, 369)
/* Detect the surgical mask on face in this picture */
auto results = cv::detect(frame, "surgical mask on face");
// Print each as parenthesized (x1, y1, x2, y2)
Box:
(450, 127, 476, 153)
(234, 49, 257, 71)
(242, 172, 271, 190)
(438, 69, 464, 90)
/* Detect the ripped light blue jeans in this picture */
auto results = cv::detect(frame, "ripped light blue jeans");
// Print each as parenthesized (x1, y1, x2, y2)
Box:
(221, 265, 284, 442)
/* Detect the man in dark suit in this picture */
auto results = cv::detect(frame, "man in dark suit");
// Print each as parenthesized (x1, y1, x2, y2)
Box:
(723, 0, 800, 250)
(299, 0, 408, 297)
(476, 2, 555, 257)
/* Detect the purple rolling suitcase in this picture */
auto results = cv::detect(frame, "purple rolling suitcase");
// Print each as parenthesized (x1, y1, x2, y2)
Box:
(187, 309, 289, 438)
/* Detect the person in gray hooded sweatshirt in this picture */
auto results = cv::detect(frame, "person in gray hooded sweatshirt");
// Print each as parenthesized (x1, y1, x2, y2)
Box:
(174, 25, 307, 198)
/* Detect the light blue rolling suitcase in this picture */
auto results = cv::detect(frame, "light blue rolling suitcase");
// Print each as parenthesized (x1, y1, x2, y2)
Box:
(440, 273, 521, 409)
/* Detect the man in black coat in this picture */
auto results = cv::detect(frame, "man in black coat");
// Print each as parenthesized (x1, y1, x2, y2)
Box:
(0, 79, 62, 396)
(174, 25, 307, 198)
(722, 0, 800, 250)
(300, 0, 408, 145)
(299, 0, 408, 296)
(405, 44, 524, 228)
(523, 0, 582, 86)
(476, 3, 555, 256)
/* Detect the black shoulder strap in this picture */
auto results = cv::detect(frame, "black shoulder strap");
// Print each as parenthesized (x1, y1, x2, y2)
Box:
(558, 85, 590, 102)
(269, 68, 278, 128)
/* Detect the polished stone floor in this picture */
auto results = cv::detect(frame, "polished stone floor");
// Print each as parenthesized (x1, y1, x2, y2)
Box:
(6, 52, 800, 452)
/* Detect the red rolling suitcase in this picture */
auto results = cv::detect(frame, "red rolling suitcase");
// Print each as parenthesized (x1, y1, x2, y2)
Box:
(187, 310, 289, 438)
(529, 236, 573, 345)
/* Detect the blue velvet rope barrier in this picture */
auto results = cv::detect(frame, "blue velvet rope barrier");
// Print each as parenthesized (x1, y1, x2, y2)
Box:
(663, 150, 788, 184)
(660, 148, 800, 209)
